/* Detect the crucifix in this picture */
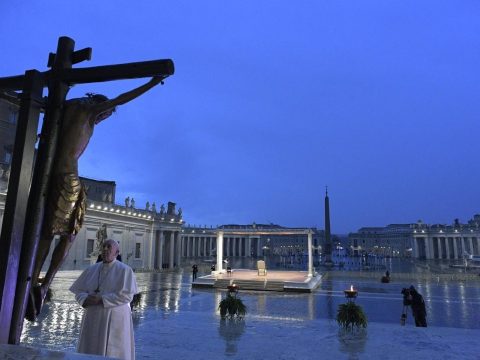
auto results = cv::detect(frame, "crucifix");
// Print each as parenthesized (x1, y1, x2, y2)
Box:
(0, 36, 174, 344)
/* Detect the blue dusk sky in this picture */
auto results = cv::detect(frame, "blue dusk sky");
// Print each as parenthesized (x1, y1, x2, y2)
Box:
(1, 1, 479, 233)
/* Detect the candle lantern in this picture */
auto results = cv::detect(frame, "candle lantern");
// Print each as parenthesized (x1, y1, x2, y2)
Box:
(344, 284, 358, 300)
(227, 284, 238, 294)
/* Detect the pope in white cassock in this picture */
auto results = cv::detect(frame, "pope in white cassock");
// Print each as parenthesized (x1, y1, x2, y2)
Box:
(70, 239, 138, 360)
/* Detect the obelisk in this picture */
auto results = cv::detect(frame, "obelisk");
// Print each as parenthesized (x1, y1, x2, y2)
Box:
(324, 187, 333, 266)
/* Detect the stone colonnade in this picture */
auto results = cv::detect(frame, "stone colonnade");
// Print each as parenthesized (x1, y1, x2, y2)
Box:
(154, 229, 316, 275)
(180, 234, 265, 258)
(154, 229, 182, 269)
(413, 235, 479, 259)
(181, 235, 217, 258)
(152, 230, 261, 269)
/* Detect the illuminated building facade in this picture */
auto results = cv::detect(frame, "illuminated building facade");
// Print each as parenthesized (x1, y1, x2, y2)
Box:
(348, 224, 414, 257)
(412, 217, 480, 260)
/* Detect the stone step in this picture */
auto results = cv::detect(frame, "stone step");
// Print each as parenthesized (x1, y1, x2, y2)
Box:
(213, 278, 285, 292)
(213, 279, 233, 288)
(227, 279, 285, 292)
(233, 280, 266, 291)
(264, 281, 284, 292)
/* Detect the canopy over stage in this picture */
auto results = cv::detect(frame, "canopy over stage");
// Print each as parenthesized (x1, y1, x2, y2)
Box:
(192, 269, 322, 293)
(212, 229, 317, 278)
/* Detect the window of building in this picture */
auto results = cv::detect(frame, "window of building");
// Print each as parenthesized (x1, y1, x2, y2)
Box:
(135, 243, 141, 258)
(86, 239, 95, 257)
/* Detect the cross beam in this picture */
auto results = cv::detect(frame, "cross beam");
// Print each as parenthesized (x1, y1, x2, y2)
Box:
(0, 59, 174, 91)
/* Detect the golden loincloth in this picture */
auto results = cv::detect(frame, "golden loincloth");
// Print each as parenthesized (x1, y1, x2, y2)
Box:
(46, 173, 86, 235)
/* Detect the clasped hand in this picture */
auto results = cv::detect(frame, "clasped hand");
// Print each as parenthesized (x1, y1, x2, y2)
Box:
(83, 294, 103, 308)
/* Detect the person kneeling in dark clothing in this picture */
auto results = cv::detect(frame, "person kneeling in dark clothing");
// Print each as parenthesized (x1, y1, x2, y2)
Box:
(409, 285, 427, 327)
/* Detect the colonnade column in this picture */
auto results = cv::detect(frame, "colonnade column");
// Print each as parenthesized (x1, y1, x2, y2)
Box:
(147, 229, 155, 269)
(458, 237, 467, 259)
(307, 231, 313, 277)
(469, 238, 474, 255)
(424, 237, 430, 259)
(216, 231, 224, 273)
(154, 231, 159, 269)
(445, 238, 451, 259)
(426, 237, 433, 259)
(186, 235, 190, 258)
(453, 237, 459, 259)
(432, 237, 437, 259)
(430, 237, 434, 259)
(210, 237, 214, 256)
(157, 231, 164, 269)
(443, 237, 447, 258)
(169, 231, 175, 269)
(175, 231, 181, 266)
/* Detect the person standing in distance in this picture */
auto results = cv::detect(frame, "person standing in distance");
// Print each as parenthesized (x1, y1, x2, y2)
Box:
(192, 264, 198, 281)
(70, 239, 138, 360)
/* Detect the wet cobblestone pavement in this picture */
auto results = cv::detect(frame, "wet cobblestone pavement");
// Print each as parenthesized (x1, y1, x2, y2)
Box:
(20, 264, 480, 359)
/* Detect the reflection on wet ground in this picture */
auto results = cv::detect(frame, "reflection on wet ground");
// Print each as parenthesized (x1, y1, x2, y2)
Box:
(20, 259, 480, 358)
(218, 319, 246, 355)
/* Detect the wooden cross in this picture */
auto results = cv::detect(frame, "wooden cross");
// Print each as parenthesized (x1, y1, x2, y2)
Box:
(0, 36, 174, 344)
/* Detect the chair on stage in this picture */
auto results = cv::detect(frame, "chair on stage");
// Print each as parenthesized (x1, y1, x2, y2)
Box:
(257, 260, 267, 276)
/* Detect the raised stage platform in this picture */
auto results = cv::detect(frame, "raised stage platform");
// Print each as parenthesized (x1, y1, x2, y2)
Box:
(192, 269, 322, 292)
